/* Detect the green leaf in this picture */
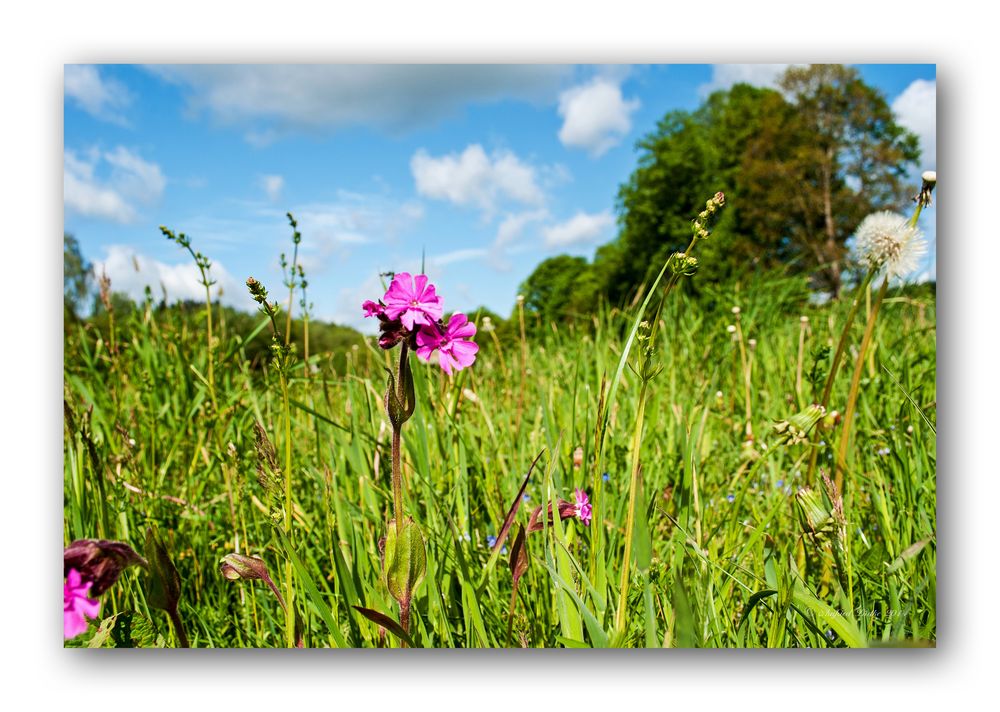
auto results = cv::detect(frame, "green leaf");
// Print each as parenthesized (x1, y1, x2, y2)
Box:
(88, 611, 165, 648)
(352, 606, 415, 647)
(277, 529, 349, 648)
(143, 527, 180, 613)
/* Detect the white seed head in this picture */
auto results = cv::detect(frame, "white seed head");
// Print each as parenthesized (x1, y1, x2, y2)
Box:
(800, 315, 809, 324)
(922, 170, 937, 184)
(852, 211, 927, 280)
(731, 306, 741, 315)
(516, 294, 525, 304)
(715, 390, 723, 399)
(726, 324, 737, 334)
(748, 338, 757, 349)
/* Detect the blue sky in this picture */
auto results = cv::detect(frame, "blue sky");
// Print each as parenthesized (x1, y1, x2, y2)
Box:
(64, 64, 936, 331)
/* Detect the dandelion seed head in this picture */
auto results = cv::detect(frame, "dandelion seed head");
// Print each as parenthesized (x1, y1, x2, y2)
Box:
(727, 324, 736, 334)
(731, 306, 741, 315)
(853, 211, 926, 280)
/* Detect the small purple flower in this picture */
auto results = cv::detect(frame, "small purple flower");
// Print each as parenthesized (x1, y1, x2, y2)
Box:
(776, 479, 784, 488)
(381, 272, 443, 331)
(486, 534, 497, 548)
(64, 569, 100, 639)
(416, 313, 479, 375)
(574, 488, 592, 526)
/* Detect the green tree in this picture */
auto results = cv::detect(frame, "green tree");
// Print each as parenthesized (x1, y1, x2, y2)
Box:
(517, 255, 603, 326)
(64, 233, 92, 319)
(767, 64, 920, 295)
(608, 64, 920, 302)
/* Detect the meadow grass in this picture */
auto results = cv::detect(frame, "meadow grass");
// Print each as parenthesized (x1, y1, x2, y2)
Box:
(63, 267, 936, 648)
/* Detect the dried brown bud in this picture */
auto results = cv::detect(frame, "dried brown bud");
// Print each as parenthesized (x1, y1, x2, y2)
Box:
(64, 539, 147, 596)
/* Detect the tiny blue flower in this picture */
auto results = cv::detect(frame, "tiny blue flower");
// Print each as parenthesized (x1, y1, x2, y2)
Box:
(776, 479, 784, 488)
(819, 440, 827, 447)
(726, 494, 735, 504)
(486, 535, 497, 548)
(522, 493, 530, 502)
(825, 629, 836, 641)
(602, 472, 610, 482)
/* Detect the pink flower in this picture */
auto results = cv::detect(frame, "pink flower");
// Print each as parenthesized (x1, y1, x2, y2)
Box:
(381, 273, 443, 331)
(64, 568, 100, 639)
(362, 300, 385, 318)
(574, 488, 592, 526)
(415, 313, 479, 375)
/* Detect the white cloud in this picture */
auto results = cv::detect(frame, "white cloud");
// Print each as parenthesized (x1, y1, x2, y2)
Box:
(411, 144, 545, 218)
(64, 146, 165, 223)
(543, 210, 614, 248)
(428, 247, 490, 267)
(64, 65, 132, 125)
(147, 65, 571, 140)
(557, 78, 640, 157)
(271, 193, 425, 273)
(259, 174, 285, 202)
(93, 245, 243, 307)
(698, 64, 800, 97)
(494, 209, 549, 247)
(892, 79, 936, 170)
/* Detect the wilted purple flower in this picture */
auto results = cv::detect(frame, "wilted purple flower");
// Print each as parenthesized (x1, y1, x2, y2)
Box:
(382, 272, 443, 330)
(574, 488, 592, 526)
(415, 313, 478, 375)
(362, 300, 385, 318)
(64, 568, 100, 639)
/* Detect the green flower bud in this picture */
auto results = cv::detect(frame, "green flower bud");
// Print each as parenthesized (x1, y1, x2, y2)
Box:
(383, 518, 426, 607)
(220, 553, 269, 581)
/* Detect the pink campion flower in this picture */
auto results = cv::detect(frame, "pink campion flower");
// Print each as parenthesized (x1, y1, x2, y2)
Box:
(381, 273, 443, 331)
(64, 568, 100, 639)
(362, 299, 385, 318)
(574, 488, 592, 526)
(415, 313, 479, 375)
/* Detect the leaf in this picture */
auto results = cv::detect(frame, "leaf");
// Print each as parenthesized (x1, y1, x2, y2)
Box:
(737, 590, 778, 633)
(509, 524, 529, 586)
(352, 606, 414, 647)
(790, 585, 867, 648)
(885, 538, 932, 574)
(88, 611, 164, 648)
(277, 529, 349, 648)
(495, 450, 546, 555)
(144, 527, 180, 614)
